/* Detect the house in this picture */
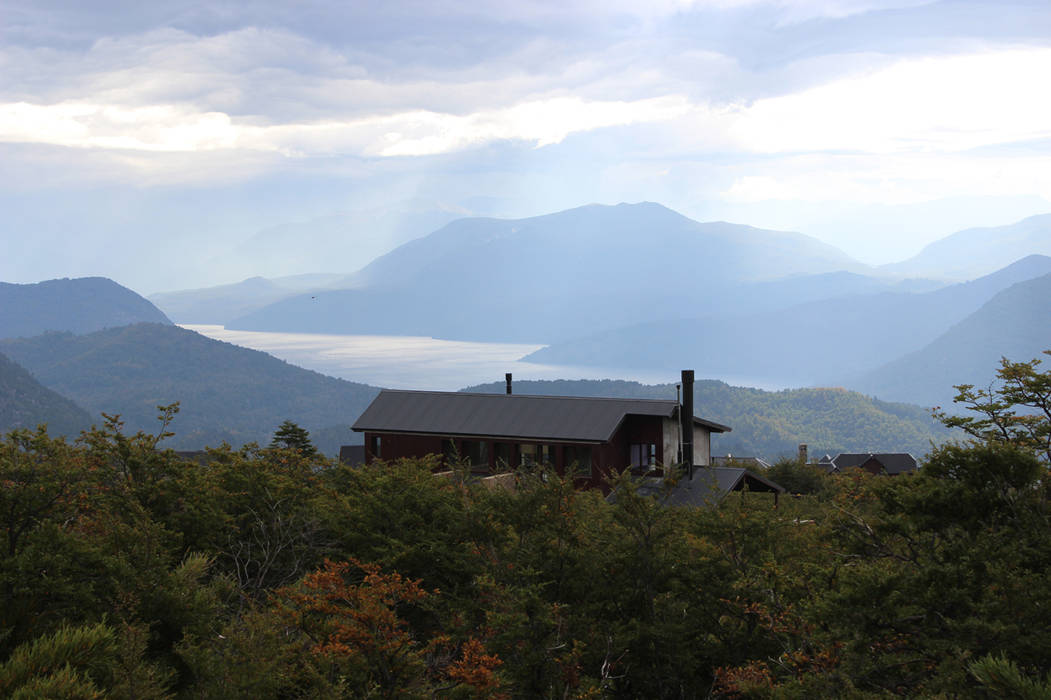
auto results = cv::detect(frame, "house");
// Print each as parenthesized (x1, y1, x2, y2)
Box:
(350, 371, 730, 491)
(824, 452, 918, 476)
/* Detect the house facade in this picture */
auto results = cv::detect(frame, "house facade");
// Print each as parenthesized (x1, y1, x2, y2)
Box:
(351, 389, 730, 491)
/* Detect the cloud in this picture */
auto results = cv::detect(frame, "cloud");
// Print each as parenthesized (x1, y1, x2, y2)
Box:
(726, 48, 1051, 155)
(0, 95, 691, 160)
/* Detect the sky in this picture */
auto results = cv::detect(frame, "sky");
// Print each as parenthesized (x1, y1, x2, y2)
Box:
(3, 0, 1051, 293)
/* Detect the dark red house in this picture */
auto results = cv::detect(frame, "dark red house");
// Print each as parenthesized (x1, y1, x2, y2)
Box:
(351, 387, 730, 490)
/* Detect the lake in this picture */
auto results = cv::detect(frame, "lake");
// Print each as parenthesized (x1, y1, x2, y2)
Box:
(183, 325, 684, 391)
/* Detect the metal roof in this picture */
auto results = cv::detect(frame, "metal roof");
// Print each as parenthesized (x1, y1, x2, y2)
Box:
(632, 467, 785, 507)
(831, 452, 918, 475)
(351, 390, 730, 442)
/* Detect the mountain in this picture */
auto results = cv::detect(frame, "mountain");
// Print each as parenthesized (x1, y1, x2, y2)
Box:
(0, 277, 172, 339)
(226, 202, 868, 343)
(852, 272, 1051, 408)
(525, 254, 1051, 386)
(462, 378, 952, 461)
(0, 324, 380, 455)
(0, 351, 92, 437)
(149, 274, 345, 325)
(882, 213, 1051, 280)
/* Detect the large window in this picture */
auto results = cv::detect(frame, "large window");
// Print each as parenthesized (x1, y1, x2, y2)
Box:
(519, 443, 552, 468)
(564, 445, 592, 477)
(494, 442, 514, 470)
(630, 443, 657, 468)
(462, 440, 489, 469)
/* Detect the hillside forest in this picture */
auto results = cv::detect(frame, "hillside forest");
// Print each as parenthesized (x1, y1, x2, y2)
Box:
(2, 353, 1051, 698)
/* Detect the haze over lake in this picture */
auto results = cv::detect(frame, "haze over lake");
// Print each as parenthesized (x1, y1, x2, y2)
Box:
(184, 325, 782, 392)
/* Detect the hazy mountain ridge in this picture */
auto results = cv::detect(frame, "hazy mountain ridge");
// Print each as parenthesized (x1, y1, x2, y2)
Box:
(881, 212, 1051, 280)
(525, 254, 1051, 386)
(852, 272, 1051, 408)
(463, 378, 951, 460)
(0, 324, 380, 455)
(0, 277, 172, 339)
(225, 202, 870, 342)
(149, 274, 345, 325)
(0, 351, 92, 437)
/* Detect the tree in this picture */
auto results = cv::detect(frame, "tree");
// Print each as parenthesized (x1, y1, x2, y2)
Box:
(935, 350, 1051, 462)
(269, 420, 319, 459)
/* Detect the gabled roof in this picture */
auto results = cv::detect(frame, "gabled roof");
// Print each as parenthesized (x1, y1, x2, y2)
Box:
(830, 452, 918, 475)
(632, 467, 785, 507)
(351, 389, 730, 443)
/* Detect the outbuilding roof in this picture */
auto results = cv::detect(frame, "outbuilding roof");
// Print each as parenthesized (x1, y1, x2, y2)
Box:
(830, 452, 918, 475)
(631, 467, 785, 507)
(351, 389, 730, 443)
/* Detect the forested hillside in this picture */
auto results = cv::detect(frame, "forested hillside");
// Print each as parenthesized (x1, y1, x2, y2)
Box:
(0, 276, 171, 338)
(463, 378, 951, 459)
(0, 323, 379, 454)
(0, 351, 91, 436)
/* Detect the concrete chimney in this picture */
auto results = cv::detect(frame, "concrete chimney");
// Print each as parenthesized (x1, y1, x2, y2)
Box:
(798, 443, 808, 464)
(505, 373, 512, 395)
(681, 370, 695, 479)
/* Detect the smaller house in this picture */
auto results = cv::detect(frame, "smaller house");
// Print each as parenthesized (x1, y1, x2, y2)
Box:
(825, 452, 918, 476)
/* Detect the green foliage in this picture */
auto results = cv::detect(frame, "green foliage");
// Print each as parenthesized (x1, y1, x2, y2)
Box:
(4, 349, 1051, 698)
(936, 349, 1051, 461)
(762, 457, 830, 495)
(269, 419, 319, 458)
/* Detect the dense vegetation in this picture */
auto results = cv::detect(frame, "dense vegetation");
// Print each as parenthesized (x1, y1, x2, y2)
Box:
(3, 354, 1051, 697)
(0, 323, 379, 455)
(464, 378, 951, 460)
(0, 351, 91, 437)
(0, 277, 171, 339)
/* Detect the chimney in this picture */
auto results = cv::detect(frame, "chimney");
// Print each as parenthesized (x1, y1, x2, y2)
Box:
(681, 370, 694, 479)
(505, 373, 512, 395)
(798, 443, 808, 464)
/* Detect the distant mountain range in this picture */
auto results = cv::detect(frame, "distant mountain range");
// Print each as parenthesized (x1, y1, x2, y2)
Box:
(0, 324, 380, 455)
(149, 273, 345, 325)
(881, 213, 1051, 280)
(525, 254, 1051, 387)
(462, 378, 952, 460)
(0, 351, 92, 437)
(225, 202, 870, 342)
(0, 277, 171, 339)
(853, 272, 1051, 408)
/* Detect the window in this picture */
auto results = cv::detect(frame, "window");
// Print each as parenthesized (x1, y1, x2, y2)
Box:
(630, 443, 656, 468)
(494, 442, 514, 470)
(462, 440, 489, 469)
(369, 435, 382, 459)
(564, 445, 592, 478)
(519, 443, 552, 468)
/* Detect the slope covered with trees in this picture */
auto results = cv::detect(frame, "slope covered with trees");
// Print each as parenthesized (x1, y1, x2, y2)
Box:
(0, 323, 378, 454)
(463, 377, 951, 459)
(0, 351, 91, 437)
(0, 276, 171, 339)
(2, 351, 1050, 697)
